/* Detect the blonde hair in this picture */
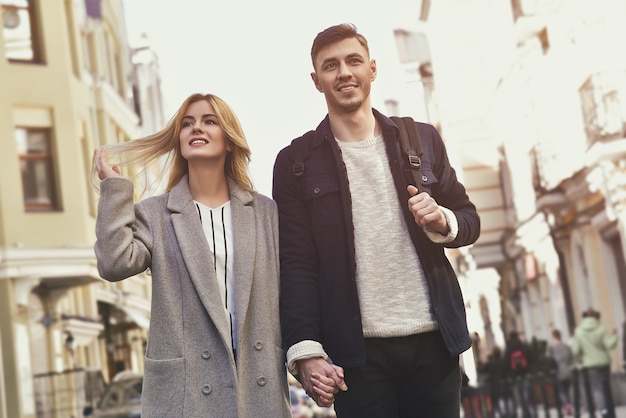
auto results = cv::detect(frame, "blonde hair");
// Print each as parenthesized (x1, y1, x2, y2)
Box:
(94, 93, 253, 194)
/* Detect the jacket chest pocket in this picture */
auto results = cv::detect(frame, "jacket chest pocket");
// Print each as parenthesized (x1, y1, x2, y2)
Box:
(418, 168, 438, 196)
(303, 174, 342, 231)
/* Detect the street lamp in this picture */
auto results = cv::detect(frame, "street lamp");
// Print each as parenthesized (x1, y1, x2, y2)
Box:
(65, 331, 75, 354)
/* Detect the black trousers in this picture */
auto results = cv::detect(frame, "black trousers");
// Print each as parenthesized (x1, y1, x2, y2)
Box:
(334, 331, 461, 418)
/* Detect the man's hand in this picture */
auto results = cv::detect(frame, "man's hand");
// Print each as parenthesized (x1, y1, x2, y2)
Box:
(407, 185, 449, 235)
(296, 357, 348, 407)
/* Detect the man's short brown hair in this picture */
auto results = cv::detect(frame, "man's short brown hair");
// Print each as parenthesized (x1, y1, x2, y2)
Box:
(310, 23, 370, 70)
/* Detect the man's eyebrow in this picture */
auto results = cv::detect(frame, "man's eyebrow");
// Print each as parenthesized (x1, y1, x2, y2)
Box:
(346, 52, 365, 60)
(319, 57, 337, 68)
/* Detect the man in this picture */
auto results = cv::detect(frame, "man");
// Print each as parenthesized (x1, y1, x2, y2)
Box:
(546, 329, 574, 416)
(504, 331, 533, 418)
(272, 23, 480, 418)
(623, 321, 626, 372)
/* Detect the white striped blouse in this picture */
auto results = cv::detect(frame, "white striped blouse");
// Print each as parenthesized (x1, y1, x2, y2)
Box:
(195, 200, 237, 352)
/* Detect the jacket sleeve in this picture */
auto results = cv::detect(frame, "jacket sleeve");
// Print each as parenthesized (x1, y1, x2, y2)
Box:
(95, 177, 152, 281)
(423, 123, 480, 248)
(272, 146, 322, 351)
(603, 327, 619, 350)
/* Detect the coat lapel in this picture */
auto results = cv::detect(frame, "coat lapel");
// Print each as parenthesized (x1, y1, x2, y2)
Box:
(167, 176, 256, 354)
(167, 176, 232, 349)
(227, 178, 256, 348)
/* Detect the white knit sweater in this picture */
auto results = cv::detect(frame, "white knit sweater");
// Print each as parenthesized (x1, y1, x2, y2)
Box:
(336, 136, 438, 337)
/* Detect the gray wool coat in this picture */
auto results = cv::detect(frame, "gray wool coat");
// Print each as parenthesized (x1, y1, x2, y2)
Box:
(95, 175, 291, 418)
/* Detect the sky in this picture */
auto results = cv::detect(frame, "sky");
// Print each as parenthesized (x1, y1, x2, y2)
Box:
(122, 0, 427, 195)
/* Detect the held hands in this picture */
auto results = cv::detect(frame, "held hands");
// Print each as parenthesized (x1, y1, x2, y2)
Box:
(93, 147, 121, 180)
(407, 185, 449, 235)
(296, 357, 348, 408)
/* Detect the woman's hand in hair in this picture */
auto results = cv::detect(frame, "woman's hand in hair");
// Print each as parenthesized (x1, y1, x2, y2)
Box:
(94, 147, 121, 180)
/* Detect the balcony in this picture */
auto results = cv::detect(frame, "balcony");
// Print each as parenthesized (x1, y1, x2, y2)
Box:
(579, 70, 626, 146)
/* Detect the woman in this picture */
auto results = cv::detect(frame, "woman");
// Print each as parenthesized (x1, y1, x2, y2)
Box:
(93, 93, 291, 417)
(546, 329, 574, 415)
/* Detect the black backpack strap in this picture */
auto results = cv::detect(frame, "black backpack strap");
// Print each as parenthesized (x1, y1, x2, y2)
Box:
(390, 116, 423, 187)
(289, 130, 315, 177)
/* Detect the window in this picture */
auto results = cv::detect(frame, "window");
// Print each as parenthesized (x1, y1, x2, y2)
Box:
(2, 0, 42, 62)
(84, 31, 96, 72)
(579, 71, 626, 145)
(15, 128, 59, 211)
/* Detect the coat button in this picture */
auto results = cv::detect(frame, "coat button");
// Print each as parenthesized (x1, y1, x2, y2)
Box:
(257, 376, 267, 386)
(421, 175, 428, 182)
(201, 349, 211, 359)
(313, 187, 320, 194)
(254, 341, 263, 351)
(201, 384, 212, 395)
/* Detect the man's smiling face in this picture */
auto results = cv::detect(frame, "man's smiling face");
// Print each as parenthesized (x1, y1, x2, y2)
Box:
(311, 37, 377, 114)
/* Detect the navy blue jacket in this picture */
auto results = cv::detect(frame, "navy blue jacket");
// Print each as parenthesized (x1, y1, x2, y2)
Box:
(272, 109, 480, 367)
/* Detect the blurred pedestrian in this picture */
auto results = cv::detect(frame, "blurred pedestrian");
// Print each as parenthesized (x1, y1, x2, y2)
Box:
(484, 346, 514, 417)
(622, 321, 626, 373)
(93, 93, 291, 417)
(546, 329, 574, 416)
(572, 308, 618, 418)
(504, 331, 533, 417)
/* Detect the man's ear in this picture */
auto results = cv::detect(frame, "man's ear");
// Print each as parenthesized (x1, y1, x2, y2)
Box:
(370, 59, 377, 81)
(311, 72, 323, 92)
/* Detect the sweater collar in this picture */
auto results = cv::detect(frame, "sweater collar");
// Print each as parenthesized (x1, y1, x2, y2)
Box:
(312, 108, 401, 148)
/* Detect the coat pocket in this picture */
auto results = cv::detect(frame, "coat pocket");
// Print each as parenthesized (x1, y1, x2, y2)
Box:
(142, 356, 185, 417)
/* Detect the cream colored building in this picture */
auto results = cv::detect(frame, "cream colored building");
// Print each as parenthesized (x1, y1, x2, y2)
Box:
(392, 0, 626, 383)
(0, 1, 162, 417)
(2, 0, 626, 416)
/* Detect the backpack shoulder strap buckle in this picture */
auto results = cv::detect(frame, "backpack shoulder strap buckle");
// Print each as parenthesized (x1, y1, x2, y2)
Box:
(292, 161, 305, 177)
(289, 130, 315, 177)
(390, 116, 423, 168)
(407, 154, 421, 168)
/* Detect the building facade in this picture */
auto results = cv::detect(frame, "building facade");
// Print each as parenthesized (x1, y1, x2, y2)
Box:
(2, 0, 625, 416)
(0, 1, 163, 417)
(392, 0, 626, 380)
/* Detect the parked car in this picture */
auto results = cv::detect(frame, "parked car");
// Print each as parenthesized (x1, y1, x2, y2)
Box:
(83, 371, 142, 418)
(310, 397, 337, 418)
(290, 384, 314, 418)
(289, 382, 336, 418)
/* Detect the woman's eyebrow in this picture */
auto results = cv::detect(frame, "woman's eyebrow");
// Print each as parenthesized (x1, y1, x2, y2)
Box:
(183, 113, 217, 119)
